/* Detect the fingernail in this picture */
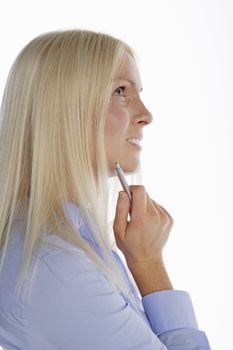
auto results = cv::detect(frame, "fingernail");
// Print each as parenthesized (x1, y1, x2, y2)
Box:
(119, 191, 127, 199)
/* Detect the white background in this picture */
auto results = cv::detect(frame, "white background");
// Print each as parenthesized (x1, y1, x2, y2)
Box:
(0, 1, 232, 349)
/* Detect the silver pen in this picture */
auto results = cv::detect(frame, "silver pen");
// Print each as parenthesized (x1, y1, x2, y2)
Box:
(115, 162, 132, 204)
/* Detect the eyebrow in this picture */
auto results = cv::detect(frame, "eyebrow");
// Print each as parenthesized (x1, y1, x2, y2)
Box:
(115, 78, 143, 92)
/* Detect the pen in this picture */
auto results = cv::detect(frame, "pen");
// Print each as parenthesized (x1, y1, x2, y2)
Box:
(114, 162, 132, 205)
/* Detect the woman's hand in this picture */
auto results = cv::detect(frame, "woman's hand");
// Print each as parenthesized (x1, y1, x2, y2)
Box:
(113, 185, 174, 266)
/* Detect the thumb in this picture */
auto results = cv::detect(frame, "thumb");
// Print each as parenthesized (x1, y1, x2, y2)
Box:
(113, 191, 130, 241)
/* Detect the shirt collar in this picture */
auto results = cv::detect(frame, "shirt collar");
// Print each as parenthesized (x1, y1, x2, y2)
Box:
(62, 202, 97, 244)
(14, 201, 97, 244)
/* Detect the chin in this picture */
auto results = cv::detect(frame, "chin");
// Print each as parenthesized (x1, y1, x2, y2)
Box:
(124, 164, 140, 175)
(116, 158, 140, 175)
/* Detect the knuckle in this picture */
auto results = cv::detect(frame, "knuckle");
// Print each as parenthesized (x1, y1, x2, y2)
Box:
(130, 185, 145, 192)
(166, 216, 174, 227)
(170, 216, 175, 225)
(161, 212, 174, 226)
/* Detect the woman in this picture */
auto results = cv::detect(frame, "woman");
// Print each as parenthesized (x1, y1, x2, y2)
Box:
(0, 29, 211, 349)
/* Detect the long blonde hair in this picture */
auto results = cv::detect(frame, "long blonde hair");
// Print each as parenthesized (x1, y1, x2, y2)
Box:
(0, 29, 142, 300)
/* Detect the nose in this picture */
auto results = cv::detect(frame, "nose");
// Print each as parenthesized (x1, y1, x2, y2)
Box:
(133, 100, 153, 125)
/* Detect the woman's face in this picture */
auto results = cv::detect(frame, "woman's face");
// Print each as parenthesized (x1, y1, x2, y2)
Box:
(105, 51, 153, 176)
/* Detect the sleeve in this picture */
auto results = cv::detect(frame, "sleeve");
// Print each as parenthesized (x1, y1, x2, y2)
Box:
(24, 248, 211, 350)
(113, 249, 211, 349)
(142, 290, 211, 349)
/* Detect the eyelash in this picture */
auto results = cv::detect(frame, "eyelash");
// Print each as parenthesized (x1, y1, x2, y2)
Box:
(113, 86, 126, 97)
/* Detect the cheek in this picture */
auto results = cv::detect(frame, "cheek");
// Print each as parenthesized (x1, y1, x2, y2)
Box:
(105, 104, 130, 138)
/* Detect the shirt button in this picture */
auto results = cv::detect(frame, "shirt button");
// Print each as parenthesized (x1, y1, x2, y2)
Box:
(128, 290, 136, 299)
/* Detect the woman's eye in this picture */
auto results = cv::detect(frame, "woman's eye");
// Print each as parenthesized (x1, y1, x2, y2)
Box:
(113, 86, 126, 97)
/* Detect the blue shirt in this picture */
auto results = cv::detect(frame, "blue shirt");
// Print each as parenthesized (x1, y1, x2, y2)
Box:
(0, 202, 211, 349)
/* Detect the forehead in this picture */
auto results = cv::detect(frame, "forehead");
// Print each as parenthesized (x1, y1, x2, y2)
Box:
(114, 52, 142, 90)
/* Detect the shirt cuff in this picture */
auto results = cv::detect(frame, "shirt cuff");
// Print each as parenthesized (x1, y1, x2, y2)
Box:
(141, 290, 199, 336)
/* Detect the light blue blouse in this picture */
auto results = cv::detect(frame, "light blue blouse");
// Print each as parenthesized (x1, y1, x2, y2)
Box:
(0, 202, 211, 349)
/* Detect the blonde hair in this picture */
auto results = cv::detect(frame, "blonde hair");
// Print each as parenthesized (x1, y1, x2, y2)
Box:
(0, 29, 142, 300)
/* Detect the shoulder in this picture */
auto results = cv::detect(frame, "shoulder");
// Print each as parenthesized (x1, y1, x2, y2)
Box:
(0, 224, 103, 310)
(36, 234, 107, 287)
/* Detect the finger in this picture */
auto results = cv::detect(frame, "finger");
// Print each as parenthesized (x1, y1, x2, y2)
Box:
(129, 185, 147, 219)
(151, 199, 174, 222)
(113, 191, 130, 241)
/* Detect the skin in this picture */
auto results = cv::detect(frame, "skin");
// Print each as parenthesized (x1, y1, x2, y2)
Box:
(109, 52, 174, 295)
(68, 51, 174, 295)
(105, 51, 153, 176)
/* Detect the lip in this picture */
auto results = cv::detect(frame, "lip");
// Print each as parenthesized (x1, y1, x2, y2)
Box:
(126, 135, 143, 141)
(127, 140, 142, 151)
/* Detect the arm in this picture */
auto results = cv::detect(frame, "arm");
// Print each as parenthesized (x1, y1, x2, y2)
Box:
(126, 257, 173, 297)
(121, 254, 211, 349)
(24, 248, 167, 350)
(112, 246, 211, 348)
(142, 290, 211, 349)
(113, 186, 212, 349)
